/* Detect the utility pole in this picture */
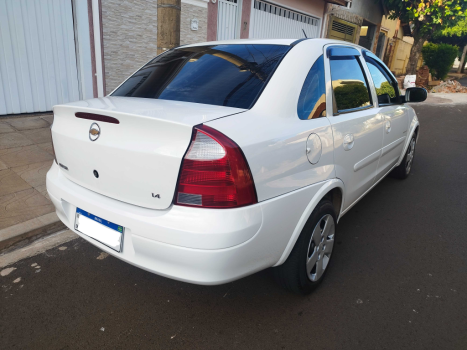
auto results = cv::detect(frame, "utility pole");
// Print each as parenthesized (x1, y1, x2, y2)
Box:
(157, 0, 181, 55)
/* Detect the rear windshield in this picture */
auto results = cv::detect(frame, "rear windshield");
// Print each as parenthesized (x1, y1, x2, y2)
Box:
(111, 44, 290, 109)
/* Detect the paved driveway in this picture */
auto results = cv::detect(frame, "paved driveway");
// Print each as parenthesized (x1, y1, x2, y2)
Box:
(1, 104, 467, 349)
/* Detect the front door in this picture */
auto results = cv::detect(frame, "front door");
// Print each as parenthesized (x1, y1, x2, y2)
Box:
(362, 51, 409, 180)
(325, 46, 384, 211)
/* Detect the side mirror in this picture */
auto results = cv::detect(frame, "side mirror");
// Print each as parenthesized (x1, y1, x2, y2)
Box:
(403, 87, 427, 103)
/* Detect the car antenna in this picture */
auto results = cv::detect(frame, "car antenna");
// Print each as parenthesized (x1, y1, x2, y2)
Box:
(302, 29, 307, 38)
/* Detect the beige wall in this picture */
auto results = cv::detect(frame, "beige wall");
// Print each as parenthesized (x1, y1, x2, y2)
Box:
(381, 16, 397, 39)
(101, 0, 158, 94)
(181, 2, 208, 46)
(272, 0, 325, 19)
(386, 38, 423, 75)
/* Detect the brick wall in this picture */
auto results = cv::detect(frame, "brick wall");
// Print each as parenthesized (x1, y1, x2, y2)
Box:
(181, 3, 208, 46)
(101, 0, 207, 95)
(101, 0, 158, 94)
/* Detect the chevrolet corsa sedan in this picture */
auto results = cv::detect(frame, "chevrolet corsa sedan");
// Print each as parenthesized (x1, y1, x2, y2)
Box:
(47, 39, 426, 294)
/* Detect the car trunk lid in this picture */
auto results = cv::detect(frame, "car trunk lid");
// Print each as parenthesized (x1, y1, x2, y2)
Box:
(52, 96, 245, 210)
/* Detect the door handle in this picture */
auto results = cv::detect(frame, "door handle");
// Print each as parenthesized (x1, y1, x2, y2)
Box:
(385, 120, 391, 133)
(343, 134, 354, 151)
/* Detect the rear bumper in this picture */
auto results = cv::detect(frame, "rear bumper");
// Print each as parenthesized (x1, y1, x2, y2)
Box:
(47, 162, 325, 285)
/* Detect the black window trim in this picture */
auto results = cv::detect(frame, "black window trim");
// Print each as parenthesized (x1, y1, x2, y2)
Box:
(362, 50, 401, 106)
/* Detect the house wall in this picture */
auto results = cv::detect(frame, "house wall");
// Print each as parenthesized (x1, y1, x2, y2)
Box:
(101, 0, 158, 94)
(181, 1, 208, 45)
(272, 0, 325, 19)
(214, 0, 326, 41)
(346, 0, 383, 25)
(323, 4, 363, 43)
(325, 4, 363, 28)
(101, 0, 208, 95)
(381, 16, 398, 39)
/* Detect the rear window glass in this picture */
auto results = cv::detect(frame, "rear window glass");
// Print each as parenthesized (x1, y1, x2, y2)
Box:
(112, 44, 290, 109)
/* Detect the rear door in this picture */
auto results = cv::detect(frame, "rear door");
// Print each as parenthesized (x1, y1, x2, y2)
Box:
(324, 45, 384, 211)
(362, 51, 409, 180)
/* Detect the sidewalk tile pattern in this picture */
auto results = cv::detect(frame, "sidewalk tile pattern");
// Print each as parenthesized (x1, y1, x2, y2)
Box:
(0, 114, 55, 230)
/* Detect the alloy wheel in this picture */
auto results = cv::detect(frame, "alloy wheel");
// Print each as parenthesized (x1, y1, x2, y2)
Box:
(406, 138, 416, 174)
(306, 214, 335, 282)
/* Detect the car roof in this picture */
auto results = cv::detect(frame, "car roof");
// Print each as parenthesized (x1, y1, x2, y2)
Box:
(180, 38, 366, 50)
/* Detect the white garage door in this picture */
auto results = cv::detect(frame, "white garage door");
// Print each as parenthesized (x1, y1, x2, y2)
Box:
(0, 0, 80, 115)
(249, 0, 321, 39)
(217, 0, 241, 40)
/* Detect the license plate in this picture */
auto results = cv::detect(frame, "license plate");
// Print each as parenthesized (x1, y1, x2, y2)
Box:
(75, 208, 124, 252)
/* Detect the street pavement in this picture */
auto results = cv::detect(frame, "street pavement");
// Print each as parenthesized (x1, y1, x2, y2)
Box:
(1, 103, 467, 350)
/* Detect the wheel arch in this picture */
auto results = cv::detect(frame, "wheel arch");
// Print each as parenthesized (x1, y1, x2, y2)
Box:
(397, 117, 420, 166)
(273, 179, 345, 266)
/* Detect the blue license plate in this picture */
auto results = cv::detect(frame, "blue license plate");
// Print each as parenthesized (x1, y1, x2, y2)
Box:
(76, 208, 124, 234)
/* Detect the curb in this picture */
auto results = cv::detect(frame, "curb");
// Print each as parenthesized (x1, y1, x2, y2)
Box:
(0, 212, 66, 253)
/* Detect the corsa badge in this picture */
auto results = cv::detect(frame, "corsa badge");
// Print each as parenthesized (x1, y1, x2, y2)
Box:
(89, 123, 100, 141)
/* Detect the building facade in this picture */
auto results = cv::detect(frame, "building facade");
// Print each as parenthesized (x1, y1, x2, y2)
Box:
(208, 0, 326, 41)
(0, 0, 211, 115)
(321, 0, 385, 57)
(0, 0, 390, 116)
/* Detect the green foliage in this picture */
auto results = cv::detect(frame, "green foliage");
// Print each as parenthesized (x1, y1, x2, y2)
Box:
(376, 81, 396, 98)
(432, 18, 467, 53)
(381, 0, 467, 39)
(421, 43, 459, 79)
(334, 84, 370, 111)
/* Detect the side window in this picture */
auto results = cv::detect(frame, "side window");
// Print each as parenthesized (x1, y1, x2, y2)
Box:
(297, 56, 326, 120)
(364, 57, 398, 105)
(330, 56, 372, 113)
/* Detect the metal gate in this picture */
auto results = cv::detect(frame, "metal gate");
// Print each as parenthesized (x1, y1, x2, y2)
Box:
(217, 0, 240, 40)
(249, 0, 320, 39)
(0, 0, 80, 115)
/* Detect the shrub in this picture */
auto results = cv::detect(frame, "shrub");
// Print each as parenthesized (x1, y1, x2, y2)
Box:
(421, 43, 459, 80)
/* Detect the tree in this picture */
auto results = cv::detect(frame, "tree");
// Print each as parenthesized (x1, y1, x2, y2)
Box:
(432, 18, 467, 73)
(381, 0, 467, 74)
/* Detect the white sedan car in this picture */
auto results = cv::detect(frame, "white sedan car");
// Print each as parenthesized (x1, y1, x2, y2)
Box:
(47, 39, 426, 294)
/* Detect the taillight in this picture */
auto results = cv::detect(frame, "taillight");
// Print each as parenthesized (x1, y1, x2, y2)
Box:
(175, 125, 257, 209)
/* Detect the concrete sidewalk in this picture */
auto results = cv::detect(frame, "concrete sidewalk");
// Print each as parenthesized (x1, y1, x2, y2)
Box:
(424, 92, 467, 104)
(0, 113, 65, 251)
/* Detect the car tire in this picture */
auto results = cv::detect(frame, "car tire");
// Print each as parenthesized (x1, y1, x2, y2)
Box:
(273, 199, 337, 295)
(390, 135, 416, 179)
